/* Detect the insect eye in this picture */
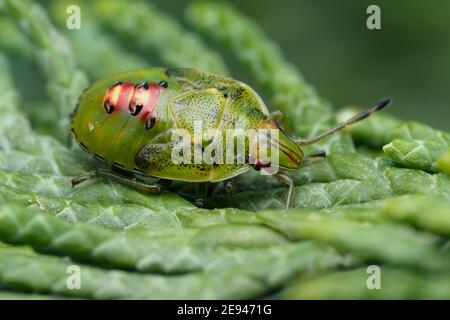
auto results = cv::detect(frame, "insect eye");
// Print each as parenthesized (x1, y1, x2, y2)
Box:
(158, 80, 168, 88)
(129, 103, 143, 116)
(104, 101, 114, 114)
(145, 116, 157, 130)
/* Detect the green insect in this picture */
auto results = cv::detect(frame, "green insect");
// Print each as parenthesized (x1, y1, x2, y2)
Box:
(71, 67, 390, 208)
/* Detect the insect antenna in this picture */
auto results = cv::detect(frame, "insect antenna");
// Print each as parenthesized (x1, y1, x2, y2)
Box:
(295, 97, 392, 146)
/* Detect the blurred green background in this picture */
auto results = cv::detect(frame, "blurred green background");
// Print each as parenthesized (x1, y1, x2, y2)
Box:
(17, 0, 450, 130)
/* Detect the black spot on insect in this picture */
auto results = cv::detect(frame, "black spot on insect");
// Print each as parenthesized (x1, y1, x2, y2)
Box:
(112, 81, 123, 87)
(136, 82, 149, 90)
(159, 80, 168, 89)
(129, 103, 143, 116)
(145, 116, 157, 130)
(104, 101, 114, 114)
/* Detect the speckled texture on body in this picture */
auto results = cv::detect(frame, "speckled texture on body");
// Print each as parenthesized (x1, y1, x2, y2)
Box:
(71, 67, 303, 182)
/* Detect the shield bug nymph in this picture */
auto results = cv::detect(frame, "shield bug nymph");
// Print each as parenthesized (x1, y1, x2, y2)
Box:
(71, 67, 391, 208)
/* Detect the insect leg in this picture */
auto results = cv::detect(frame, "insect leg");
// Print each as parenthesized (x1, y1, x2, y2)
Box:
(71, 169, 165, 193)
(195, 182, 208, 208)
(224, 180, 240, 208)
(275, 173, 294, 209)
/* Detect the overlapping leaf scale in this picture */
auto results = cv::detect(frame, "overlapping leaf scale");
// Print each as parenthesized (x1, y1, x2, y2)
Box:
(48, 0, 148, 80)
(281, 267, 450, 299)
(221, 153, 450, 210)
(383, 121, 450, 174)
(4, 0, 89, 142)
(257, 209, 450, 271)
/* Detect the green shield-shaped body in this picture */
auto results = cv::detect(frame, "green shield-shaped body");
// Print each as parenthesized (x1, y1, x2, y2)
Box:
(71, 67, 302, 182)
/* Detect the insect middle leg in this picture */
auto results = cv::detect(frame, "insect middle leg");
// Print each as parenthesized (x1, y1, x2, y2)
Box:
(71, 169, 169, 193)
(224, 180, 240, 208)
(195, 182, 208, 208)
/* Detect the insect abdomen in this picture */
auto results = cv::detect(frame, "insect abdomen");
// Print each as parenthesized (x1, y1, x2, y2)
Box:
(71, 76, 164, 170)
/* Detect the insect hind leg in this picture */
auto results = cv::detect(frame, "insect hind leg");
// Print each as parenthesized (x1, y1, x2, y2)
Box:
(275, 173, 294, 209)
(71, 169, 167, 194)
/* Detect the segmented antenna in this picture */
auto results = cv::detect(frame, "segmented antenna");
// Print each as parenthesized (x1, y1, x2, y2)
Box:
(295, 98, 392, 146)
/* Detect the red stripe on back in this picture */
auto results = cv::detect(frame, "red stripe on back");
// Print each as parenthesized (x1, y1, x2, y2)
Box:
(103, 82, 161, 121)
(140, 83, 160, 121)
(114, 83, 135, 111)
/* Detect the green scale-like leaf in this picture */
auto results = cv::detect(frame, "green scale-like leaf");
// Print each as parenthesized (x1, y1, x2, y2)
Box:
(256, 209, 450, 271)
(0, 247, 265, 299)
(93, 0, 228, 75)
(281, 267, 450, 299)
(383, 121, 450, 174)
(48, 0, 148, 80)
(1, 0, 450, 300)
(4, 0, 89, 142)
(217, 153, 450, 210)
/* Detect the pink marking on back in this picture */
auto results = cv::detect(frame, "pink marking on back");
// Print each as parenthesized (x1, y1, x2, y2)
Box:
(114, 83, 135, 111)
(139, 83, 160, 122)
(103, 81, 161, 121)
(103, 82, 135, 113)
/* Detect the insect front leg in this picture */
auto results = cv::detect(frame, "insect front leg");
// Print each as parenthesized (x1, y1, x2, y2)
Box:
(71, 169, 169, 194)
(275, 173, 294, 209)
(195, 182, 208, 208)
(224, 180, 240, 208)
